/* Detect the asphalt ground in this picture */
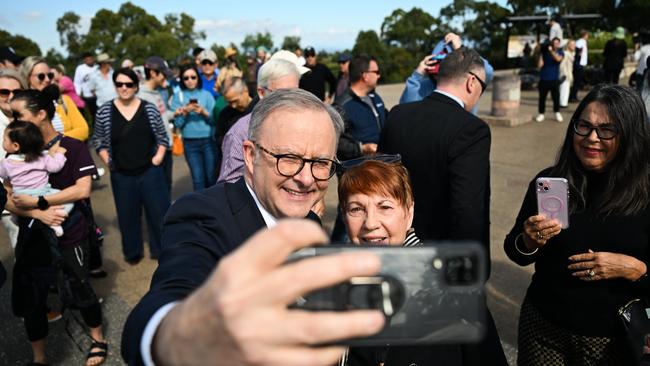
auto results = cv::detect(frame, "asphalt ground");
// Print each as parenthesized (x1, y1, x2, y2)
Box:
(0, 83, 582, 365)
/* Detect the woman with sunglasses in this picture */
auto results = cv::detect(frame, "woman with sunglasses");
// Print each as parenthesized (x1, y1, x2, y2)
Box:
(505, 85, 650, 364)
(8, 88, 107, 366)
(91, 68, 170, 264)
(171, 64, 216, 191)
(338, 157, 470, 365)
(0, 69, 26, 248)
(19, 56, 89, 141)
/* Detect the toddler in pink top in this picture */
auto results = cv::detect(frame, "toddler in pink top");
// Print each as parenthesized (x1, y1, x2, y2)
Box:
(0, 121, 72, 236)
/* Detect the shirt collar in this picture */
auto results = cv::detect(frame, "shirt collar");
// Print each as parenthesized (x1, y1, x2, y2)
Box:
(434, 89, 465, 109)
(245, 181, 277, 228)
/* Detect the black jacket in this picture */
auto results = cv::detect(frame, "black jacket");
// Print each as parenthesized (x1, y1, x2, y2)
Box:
(121, 179, 320, 364)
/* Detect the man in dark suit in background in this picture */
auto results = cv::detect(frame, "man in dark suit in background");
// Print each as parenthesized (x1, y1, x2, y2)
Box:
(121, 89, 386, 365)
(379, 47, 507, 365)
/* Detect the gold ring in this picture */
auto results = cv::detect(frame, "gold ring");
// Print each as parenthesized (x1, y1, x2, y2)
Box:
(536, 231, 543, 240)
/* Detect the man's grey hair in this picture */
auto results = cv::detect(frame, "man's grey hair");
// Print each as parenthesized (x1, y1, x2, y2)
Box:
(0, 68, 27, 89)
(437, 47, 484, 85)
(257, 59, 301, 89)
(221, 76, 247, 95)
(248, 88, 344, 145)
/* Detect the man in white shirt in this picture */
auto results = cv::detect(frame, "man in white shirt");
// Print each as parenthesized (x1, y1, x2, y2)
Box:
(570, 30, 589, 102)
(73, 52, 98, 120)
(633, 32, 650, 92)
(121, 88, 385, 366)
(88, 53, 117, 109)
(548, 15, 563, 41)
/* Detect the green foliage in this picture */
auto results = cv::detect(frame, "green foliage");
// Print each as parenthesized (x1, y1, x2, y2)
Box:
(241, 32, 273, 53)
(0, 29, 41, 57)
(380, 8, 438, 55)
(281, 36, 301, 51)
(55, 1, 204, 65)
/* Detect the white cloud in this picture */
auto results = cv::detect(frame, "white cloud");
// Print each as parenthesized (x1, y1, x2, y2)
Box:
(22, 11, 43, 21)
(196, 17, 358, 51)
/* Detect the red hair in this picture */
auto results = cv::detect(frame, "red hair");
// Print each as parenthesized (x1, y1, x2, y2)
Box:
(338, 160, 413, 210)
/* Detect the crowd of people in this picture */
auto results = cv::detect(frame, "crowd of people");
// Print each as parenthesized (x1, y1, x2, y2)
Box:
(0, 19, 648, 366)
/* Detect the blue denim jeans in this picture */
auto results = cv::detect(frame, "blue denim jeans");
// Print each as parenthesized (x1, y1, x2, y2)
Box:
(110, 165, 171, 261)
(183, 137, 219, 191)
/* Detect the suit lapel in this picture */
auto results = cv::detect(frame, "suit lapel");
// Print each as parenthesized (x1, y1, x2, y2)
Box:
(226, 179, 267, 240)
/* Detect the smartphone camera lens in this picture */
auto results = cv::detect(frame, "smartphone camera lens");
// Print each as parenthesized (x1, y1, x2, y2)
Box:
(445, 256, 479, 286)
(538, 182, 544, 186)
(543, 186, 549, 191)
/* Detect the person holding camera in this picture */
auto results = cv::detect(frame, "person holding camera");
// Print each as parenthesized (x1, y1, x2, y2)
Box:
(92, 67, 170, 264)
(121, 89, 389, 366)
(535, 37, 564, 123)
(171, 64, 216, 191)
(505, 85, 650, 364)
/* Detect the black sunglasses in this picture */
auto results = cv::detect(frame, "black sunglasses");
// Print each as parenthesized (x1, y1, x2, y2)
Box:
(468, 71, 486, 95)
(114, 81, 136, 89)
(183, 75, 198, 81)
(35, 72, 54, 82)
(201, 60, 214, 66)
(0, 88, 22, 97)
(340, 154, 402, 172)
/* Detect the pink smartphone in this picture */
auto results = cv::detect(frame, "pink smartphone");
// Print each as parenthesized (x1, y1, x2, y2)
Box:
(535, 177, 570, 229)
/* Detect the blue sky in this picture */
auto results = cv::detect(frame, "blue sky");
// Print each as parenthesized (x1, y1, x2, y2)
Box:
(1, 0, 509, 55)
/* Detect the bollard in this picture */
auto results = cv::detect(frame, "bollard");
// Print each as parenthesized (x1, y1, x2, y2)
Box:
(491, 74, 521, 117)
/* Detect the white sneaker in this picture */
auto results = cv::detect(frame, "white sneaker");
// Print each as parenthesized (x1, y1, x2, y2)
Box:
(555, 112, 564, 122)
(535, 114, 545, 122)
(97, 167, 106, 177)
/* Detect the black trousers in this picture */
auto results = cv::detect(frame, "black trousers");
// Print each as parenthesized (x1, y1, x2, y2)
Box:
(18, 234, 102, 341)
(604, 68, 622, 85)
(538, 80, 560, 114)
(81, 96, 98, 126)
(570, 66, 584, 100)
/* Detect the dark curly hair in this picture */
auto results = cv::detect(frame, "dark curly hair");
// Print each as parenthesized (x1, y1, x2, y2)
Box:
(6, 120, 44, 162)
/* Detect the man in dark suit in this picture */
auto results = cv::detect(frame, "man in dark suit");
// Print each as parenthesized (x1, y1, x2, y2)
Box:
(379, 47, 507, 365)
(122, 89, 386, 366)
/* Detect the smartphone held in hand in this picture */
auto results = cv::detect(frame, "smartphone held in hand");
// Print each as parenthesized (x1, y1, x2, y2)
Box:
(288, 243, 487, 346)
(536, 177, 570, 228)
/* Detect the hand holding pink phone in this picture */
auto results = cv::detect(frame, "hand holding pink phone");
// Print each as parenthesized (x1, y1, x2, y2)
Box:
(535, 177, 570, 229)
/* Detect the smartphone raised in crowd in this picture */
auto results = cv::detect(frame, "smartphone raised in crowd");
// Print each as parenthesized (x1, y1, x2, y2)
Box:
(288, 243, 487, 346)
(535, 177, 570, 229)
(188, 98, 198, 104)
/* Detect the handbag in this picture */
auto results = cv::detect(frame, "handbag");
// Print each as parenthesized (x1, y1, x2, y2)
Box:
(172, 130, 184, 156)
(618, 297, 650, 362)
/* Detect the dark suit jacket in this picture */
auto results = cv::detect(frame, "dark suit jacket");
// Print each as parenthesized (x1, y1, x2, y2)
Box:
(379, 92, 491, 266)
(377, 92, 507, 366)
(121, 179, 320, 365)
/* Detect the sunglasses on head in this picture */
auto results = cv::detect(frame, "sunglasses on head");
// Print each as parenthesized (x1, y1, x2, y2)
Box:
(183, 75, 198, 81)
(35, 72, 54, 82)
(114, 81, 136, 89)
(340, 154, 402, 172)
(0, 88, 22, 97)
(201, 60, 214, 66)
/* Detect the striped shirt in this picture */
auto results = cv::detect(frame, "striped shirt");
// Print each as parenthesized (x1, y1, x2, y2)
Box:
(90, 99, 169, 161)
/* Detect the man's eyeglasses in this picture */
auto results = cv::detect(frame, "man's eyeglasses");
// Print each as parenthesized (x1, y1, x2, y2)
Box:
(201, 60, 215, 66)
(115, 81, 136, 89)
(183, 75, 198, 81)
(573, 119, 618, 140)
(340, 154, 401, 172)
(34, 72, 54, 82)
(0, 88, 22, 98)
(254, 142, 339, 181)
(364, 70, 380, 75)
(468, 71, 486, 95)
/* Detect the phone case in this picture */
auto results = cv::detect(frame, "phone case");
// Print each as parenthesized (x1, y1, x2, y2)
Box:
(535, 177, 570, 229)
(289, 243, 486, 346)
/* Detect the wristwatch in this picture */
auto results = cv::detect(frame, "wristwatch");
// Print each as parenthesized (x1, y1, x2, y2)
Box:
(37, 196, 49, 210)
